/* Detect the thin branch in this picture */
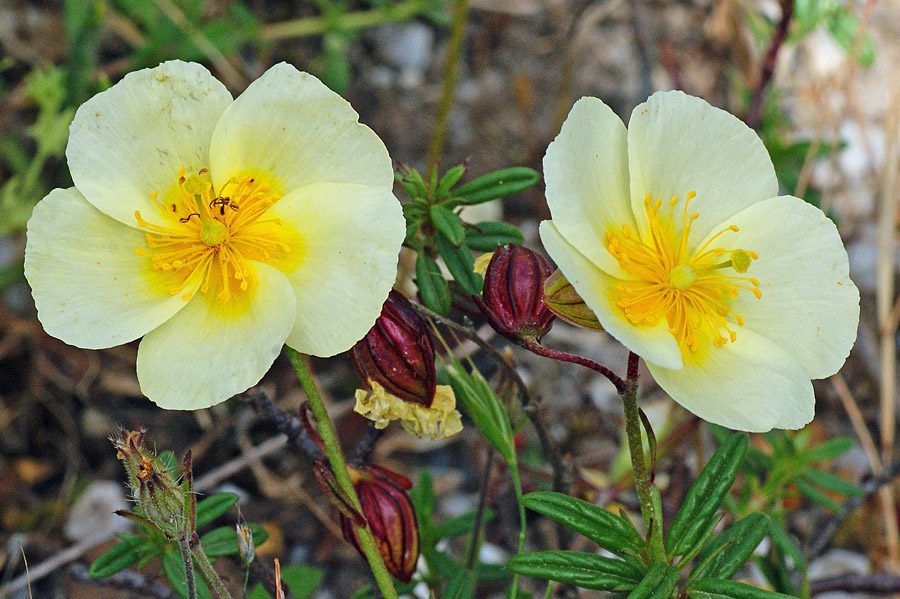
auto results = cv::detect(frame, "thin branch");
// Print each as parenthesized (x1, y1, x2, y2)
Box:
(522, 340, 629, 396)
(744, 0, 793, 129)
(811, 572, 900, 595)
(241, 388, 324, 461)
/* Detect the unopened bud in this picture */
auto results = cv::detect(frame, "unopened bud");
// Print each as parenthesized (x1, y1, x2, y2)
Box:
(236, 524, 256, 565)
(543, 269, 604, 331)
(352, 290, 437, 407)
(474, 244, 555, 344)
(340, 465, 420, 583)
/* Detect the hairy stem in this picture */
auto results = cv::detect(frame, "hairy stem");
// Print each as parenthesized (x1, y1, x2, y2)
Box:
(285, 348, 398, 599)
(192, 544, 232, 599)
(176, 535, 197, 599)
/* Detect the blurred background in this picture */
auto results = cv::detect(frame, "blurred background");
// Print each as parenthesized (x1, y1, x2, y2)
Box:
(1, 0, 899, 597)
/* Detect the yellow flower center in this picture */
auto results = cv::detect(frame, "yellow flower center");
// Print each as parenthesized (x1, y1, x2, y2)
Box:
(135, 168, 290, 304)
(606, 192, 761, 352)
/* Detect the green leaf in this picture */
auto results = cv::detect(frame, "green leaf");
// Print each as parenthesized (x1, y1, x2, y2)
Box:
(88, 534, 149, 578)
(688, 579, 797, 599)
(464, 221, 524, 252)
(666, 434, 748, 558)
(248, 583, 271, 599)
(794, 477, 844, 512)
(411, 470, 436, 548)
(436, 232, 482, 295)
(507, 551, 642, 591)
(194, 492, 239, 530)
(199, 523, 268, 556)
(768, 517, 806, 572)
(801, 467, 863, 498)
(445, 363, 514, 464)
(435, 508, 496, 540)
(803, 437, 853, 463)
(415, 252, 451, 314)
(693, 513, 769, 580)
(522, 492, 643, 555)
(162, 549, 213, 599)
(444, 569, 476, 599)
(826, 9, 876, 66)
(626, 563, 681, 599)
(430, 204, 466, 246)
(450, 167, 540, 205)
(280, 563, 324, 599)
(436, 164, 467, 199)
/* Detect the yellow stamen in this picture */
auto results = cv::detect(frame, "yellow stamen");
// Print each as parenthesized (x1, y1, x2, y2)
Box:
(607, 191, 760, 352)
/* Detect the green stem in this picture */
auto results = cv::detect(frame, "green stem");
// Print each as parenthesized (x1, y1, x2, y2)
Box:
(621, 384, 666, 562)
(285, 348, 399, 599)
(192, 544, 233, 599)
(507, 458, 527, 599)
(261, 0, 431, 40)
(177, 535, 197, 599)
(425, 0, 469, 178)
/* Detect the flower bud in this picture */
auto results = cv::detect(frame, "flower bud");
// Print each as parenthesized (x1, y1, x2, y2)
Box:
(340, 465, 420, 583)
(352, 290, 437, 407)
(542, 269, 604, 331)
(474, 244, 555, 344)
(111, 430, 193, 540)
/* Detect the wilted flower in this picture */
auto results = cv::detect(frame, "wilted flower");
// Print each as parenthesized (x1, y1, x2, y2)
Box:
(540, 91, 859, 431)
(473, 244, 555, 345)
(25, 61, 404, 410)
(339, 465, 420, 583)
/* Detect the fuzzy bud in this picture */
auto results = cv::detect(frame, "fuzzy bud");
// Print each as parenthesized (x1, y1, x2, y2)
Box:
(352, 290, 437, 407)
(340, 465, 420, 583)
(473, 244, 555, 344)
(542, 269, 604, 331)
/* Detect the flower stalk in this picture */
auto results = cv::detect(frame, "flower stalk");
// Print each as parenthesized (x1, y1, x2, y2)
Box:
(285, 347, 399, 599)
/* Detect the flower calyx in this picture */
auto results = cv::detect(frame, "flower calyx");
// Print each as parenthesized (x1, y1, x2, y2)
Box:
(542, 269, 604, 331)
(474, 244, 556, 345)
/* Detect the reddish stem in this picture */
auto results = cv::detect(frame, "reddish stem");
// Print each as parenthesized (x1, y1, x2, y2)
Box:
(522, 340, 629, 396)
(745, 0, 794, 130)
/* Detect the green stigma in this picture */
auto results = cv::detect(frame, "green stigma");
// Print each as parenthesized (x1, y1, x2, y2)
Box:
(730, 249, 753, 274)
(200, 219, 227, 246)
(668, 263, 696, 290)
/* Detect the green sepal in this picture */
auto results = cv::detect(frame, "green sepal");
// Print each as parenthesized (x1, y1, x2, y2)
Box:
(157, 450, 177, 475)
(88, 534, 151, 578)
(415, 252, 451, 314)
(199, 523, 268, 556)
(666, 434, 748, 558)
(443, 569, 476, 599)
(464, 221, 524, 252)
(448, 167, 540, 206)
(436, 164, 467, 199)
(430, 204, 466, 246)
(436, 232, 482, 295)
(507, 551, 643, 591)
(522, 492, 643, 555)
(626, 563, 681, 599)
(692, 513, 769, 581)
(194, 492, 239, 530)
(687, 579, 797, 599)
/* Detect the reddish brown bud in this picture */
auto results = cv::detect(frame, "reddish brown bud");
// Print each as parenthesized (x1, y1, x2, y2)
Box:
(474, 244, 555, 344)
(340, 465, 420, 583)
(352, 290, 437, 407)
(542, 269, 604, 331)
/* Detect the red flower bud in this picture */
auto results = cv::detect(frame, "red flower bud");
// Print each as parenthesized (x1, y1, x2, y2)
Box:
(340, 465, 420, 583)
(474, 244, 555, 344)
(352, 290, 437, 407)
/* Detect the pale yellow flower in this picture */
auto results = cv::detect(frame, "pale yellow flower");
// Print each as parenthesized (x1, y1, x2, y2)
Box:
(355, 380, 463, 440)
(25, 61, 404, 410)
(540, 91, 859, 432)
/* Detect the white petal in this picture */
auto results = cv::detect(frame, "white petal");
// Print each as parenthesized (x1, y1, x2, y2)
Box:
(24, 188, 193, 349)
(647, 328, 814, 432)
(627, 91, 778, 248)
(543, 97, 633, 278)
(209, 63, 392, 195)
(540, 221, 682, 369)
(265, 182, 404, 357)
(67, 61, 232, 227)
(136, 262, 295, 410)
(717, 196, 859, 379)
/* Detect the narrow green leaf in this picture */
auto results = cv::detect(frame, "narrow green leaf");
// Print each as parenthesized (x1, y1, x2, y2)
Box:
(88, 535, 149, 578)
(280, 564, 324, 599)
(801, 467, 863, 498)
(444, 569, 476, 599)
(625, 562, 680, 599)
(445, 363, 514, 463)
(194, 492, 239, 530)
(430, 204, 466, 246)
(435, 508, 496, 540)
(162, 549, 213, 599)
(802, 437, 853, 463)
(464, 221, 524, 252)
(415, 252, 451, 314)
(666, 434, 748, 558)
(794, 477, 844, 512)
(199, 523, 268, 556)
(688, 579, 797, 599)
(411, 470, 436, 548)
(523, 492, 643, 555)
(396, 165, 428, 199)
(450, 167, 540, 205)
(248, 583, 272, 599)
(768, 518, 806, 572)
(507, 551, 642, 591)
(436, 232, 482, 295)
(436, 164, 467, 199)
(693, 513, 769, 580)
